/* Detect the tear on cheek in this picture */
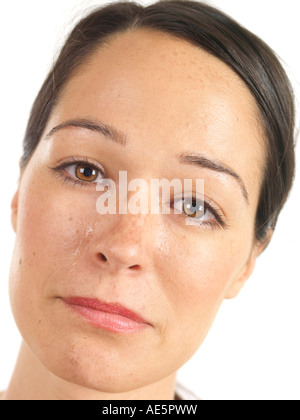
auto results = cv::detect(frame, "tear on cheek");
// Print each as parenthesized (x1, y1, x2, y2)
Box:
(58, 219, 97, 272)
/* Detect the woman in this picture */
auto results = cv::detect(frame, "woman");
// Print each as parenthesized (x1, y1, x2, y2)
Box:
(0, 0, 296, 400)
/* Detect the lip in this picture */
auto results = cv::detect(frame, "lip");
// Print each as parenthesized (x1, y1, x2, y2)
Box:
(61, 296, 151, 333)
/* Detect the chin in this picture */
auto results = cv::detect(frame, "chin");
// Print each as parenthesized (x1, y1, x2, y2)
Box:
(37, 335, 166, 394)
(16, 312, 167, 395)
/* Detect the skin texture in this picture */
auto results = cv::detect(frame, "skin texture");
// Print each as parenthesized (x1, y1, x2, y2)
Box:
(4, 29, 271, 400)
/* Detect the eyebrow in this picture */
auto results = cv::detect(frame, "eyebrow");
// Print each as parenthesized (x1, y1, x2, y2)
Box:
(44, 118, 128, 146)
(45, 117, 249, 204)
(177, 152, 249, 204)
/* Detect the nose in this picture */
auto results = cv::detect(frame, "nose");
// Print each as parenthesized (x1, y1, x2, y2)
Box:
(88, 213, 155, 275)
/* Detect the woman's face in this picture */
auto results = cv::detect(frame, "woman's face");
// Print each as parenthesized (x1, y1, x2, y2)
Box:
(9, 29, 266, 393)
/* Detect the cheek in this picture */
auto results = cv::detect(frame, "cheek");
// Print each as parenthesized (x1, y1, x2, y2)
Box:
(167, 230, 238, 298)
(9, 173, 99, 320)
(160, 230, 249, 355)
(174, 240, 233, 311)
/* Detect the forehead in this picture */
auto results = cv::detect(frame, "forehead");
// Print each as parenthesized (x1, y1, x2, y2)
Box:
(51, 29, 266, 200)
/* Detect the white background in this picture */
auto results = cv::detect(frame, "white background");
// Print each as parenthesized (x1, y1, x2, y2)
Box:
(0, 0, 299, 400)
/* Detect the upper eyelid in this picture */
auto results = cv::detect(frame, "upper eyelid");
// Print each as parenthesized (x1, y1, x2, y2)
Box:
(55, 158, 107, 179)
(172, 194, 221, 215)
(171, 197, 217, 217)
(57, 157, 105, 171)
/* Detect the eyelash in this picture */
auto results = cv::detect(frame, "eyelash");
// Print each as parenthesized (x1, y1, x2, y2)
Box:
(48, 156, 229, 231)
(170, 198, 228, 231)
(48, 156, 106, 187)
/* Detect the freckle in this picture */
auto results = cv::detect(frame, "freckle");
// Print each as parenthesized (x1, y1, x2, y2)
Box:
(19, 258, 22, 265)
(69, 217, 73, 221)
(32, 252, 36, 256)
(38, 320, 41, 324)
(76, 229, 79, 234)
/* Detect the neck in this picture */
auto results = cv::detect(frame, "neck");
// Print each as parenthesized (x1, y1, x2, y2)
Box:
(3, 341, 177, 400)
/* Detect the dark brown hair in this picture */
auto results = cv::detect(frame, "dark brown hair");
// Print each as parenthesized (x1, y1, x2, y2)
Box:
(21, 0, 296, 245)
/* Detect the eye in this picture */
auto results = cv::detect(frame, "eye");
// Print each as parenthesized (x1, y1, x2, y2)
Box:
(169, 195, 228, 230)
(173, 196, 215, 221)
(49, 157, 106, 186)
(65, 163, 103, 183)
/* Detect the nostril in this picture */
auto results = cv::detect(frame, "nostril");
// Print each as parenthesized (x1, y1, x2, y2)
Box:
(129, 264, 140, 270)
(96, 254, 140, 270)
(98, 253, 108, 262)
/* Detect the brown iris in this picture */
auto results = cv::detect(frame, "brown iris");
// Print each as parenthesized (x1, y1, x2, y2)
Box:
(75, 164, 98, 182)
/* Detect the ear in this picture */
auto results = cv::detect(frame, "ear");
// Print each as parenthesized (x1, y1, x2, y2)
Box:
(225, 229, 273, 299)
(11, 158, 23, 233)
(11, 190, 19, 233)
